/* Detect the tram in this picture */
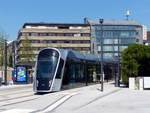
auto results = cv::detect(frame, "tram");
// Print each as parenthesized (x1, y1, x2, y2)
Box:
(33, 48, 100, 93)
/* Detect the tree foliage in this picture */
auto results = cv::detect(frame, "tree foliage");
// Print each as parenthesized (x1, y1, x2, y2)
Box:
(19, 36, 33, 64)
(121, 44, 150, 84)
(0, 33, 5, 67)
(7, 48, 13, 67)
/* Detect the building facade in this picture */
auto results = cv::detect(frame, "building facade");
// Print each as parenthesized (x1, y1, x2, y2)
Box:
(142, 25, 147, 40)
(7, 40, 17, 68)
(143, 31, 150, 45)
(85, 18, 143, 60)
(17, 23, 91, 66)
(147, 31, 150, 40)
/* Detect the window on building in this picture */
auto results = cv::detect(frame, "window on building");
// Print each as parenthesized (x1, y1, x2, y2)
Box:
(74, 33, 81, 37)
(82, 47, 90, 50)
(119, 38, 136, 44)
(97, 46, 101, 51)
(39, 33, 48, 36)
(65, 33, 73, 36)
(113, 46, 118, 51)
(64, 41, 70, 43)
(80, 40, 90, 43)
(113, 31, 119, 37)
(57, 40, 64, 43)
(96, 38, 102, 43)
(46, 40, 52, 43)
(136, 39, 139, 42)
(31, 40, 40, 43)
(21, 33, 30, 36)
(31, 33, 39, 36)
(103, 39, 113, 44)
(103, 53, 113, 59)
(95, 32, 102, 37)
(48, 33, 56, 36)
(119, 46, 128, 51)
(113, 39, 118, 44)
(58, 26, 69, 29)
(72, 40, 78, 43)
(81, 33, 90, 37)
(52, 41, 57, 43)
(57, 33, 64, 36)
(103, 46, 113, 51)
(114, 53, 119, 57)
(120, 32, 130, 37)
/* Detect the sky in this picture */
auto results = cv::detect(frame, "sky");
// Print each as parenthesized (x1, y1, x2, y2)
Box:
(0, 0, 150, 40)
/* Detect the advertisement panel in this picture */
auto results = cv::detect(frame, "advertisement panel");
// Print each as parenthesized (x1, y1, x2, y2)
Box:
(16, 66, 27, 82)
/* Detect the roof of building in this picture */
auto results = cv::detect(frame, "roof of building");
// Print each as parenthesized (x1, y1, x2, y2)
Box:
(85, 18, 142, 26)
(23, 23, 89, 28)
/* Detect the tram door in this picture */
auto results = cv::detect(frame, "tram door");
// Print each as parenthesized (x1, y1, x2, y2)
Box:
(62, 62, 71, 85)
(52, 59, 65, 91)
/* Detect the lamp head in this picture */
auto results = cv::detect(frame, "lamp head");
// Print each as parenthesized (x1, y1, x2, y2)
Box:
(99, 19, 104, 24)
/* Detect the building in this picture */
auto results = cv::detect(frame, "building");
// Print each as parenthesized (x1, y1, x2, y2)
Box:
(85, 18, 143, 60)
(142, 25, 147, 40)
(17, 23, 91, 66)
(143, 31, 150, 45)
(7, 40, 17, 68)
(147, 31, 150, 40)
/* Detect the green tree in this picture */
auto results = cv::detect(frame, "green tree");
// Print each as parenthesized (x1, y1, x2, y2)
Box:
(121, 44, 150, 85)
(7, 48, 13, 67)
(138, 45, 150, 76)
(19, 36, 33, 64)
(0, 33, 5, 67)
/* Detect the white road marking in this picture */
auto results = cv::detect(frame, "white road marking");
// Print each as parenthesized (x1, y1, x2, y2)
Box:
(1, 109, 35, 113)
(40, 92, 78, 113)
(1, 92, 78, 113)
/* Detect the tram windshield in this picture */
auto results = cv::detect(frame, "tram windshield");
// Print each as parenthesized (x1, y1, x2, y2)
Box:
(36, 49, 59, 79)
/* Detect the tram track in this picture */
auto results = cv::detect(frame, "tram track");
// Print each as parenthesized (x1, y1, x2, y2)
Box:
(0, 85, 32, 91)
(0, 85, 40, 108)
(0, 97, 39, 107)
(0, 93, 34, 102)
(0, 90, 32, 97)
(0, 93, 40, 107)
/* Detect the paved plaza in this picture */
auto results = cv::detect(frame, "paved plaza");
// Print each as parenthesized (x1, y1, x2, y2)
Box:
(0, 82, 150, 113)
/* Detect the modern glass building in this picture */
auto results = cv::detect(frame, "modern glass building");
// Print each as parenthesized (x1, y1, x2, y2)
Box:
(85, 18, 143, 60)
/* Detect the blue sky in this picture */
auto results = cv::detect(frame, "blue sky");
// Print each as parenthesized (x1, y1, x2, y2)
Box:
(0, 0, 150, 40)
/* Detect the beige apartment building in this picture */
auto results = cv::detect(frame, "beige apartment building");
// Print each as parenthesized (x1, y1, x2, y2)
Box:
(17, 23, 91, 66)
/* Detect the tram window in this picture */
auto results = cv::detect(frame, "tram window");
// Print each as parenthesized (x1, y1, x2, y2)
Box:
(37, 58, 58, 79)
(56, 59, 64, 78)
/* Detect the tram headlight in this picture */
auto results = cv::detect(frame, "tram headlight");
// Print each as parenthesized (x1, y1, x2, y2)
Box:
(49, 80, 52, 87)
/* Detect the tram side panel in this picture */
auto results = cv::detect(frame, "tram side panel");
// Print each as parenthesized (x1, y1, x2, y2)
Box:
(51, 49, 68, 92)
(51, 58, 66, 91)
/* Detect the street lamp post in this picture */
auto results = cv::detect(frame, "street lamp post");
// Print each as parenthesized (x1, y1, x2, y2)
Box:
(116, 35, 120, 87)
(117, 56, 120, 87)
(99, 19, 104, 92)
(4, 39, 7, 85)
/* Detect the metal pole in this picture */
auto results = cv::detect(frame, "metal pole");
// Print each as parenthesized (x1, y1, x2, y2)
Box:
(4, 39, 7, 85)
(13, 41, 16, 68)
(99, 19, 104, 92)
(117, 35, 120, 87)
(85, 61, 88, 86)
